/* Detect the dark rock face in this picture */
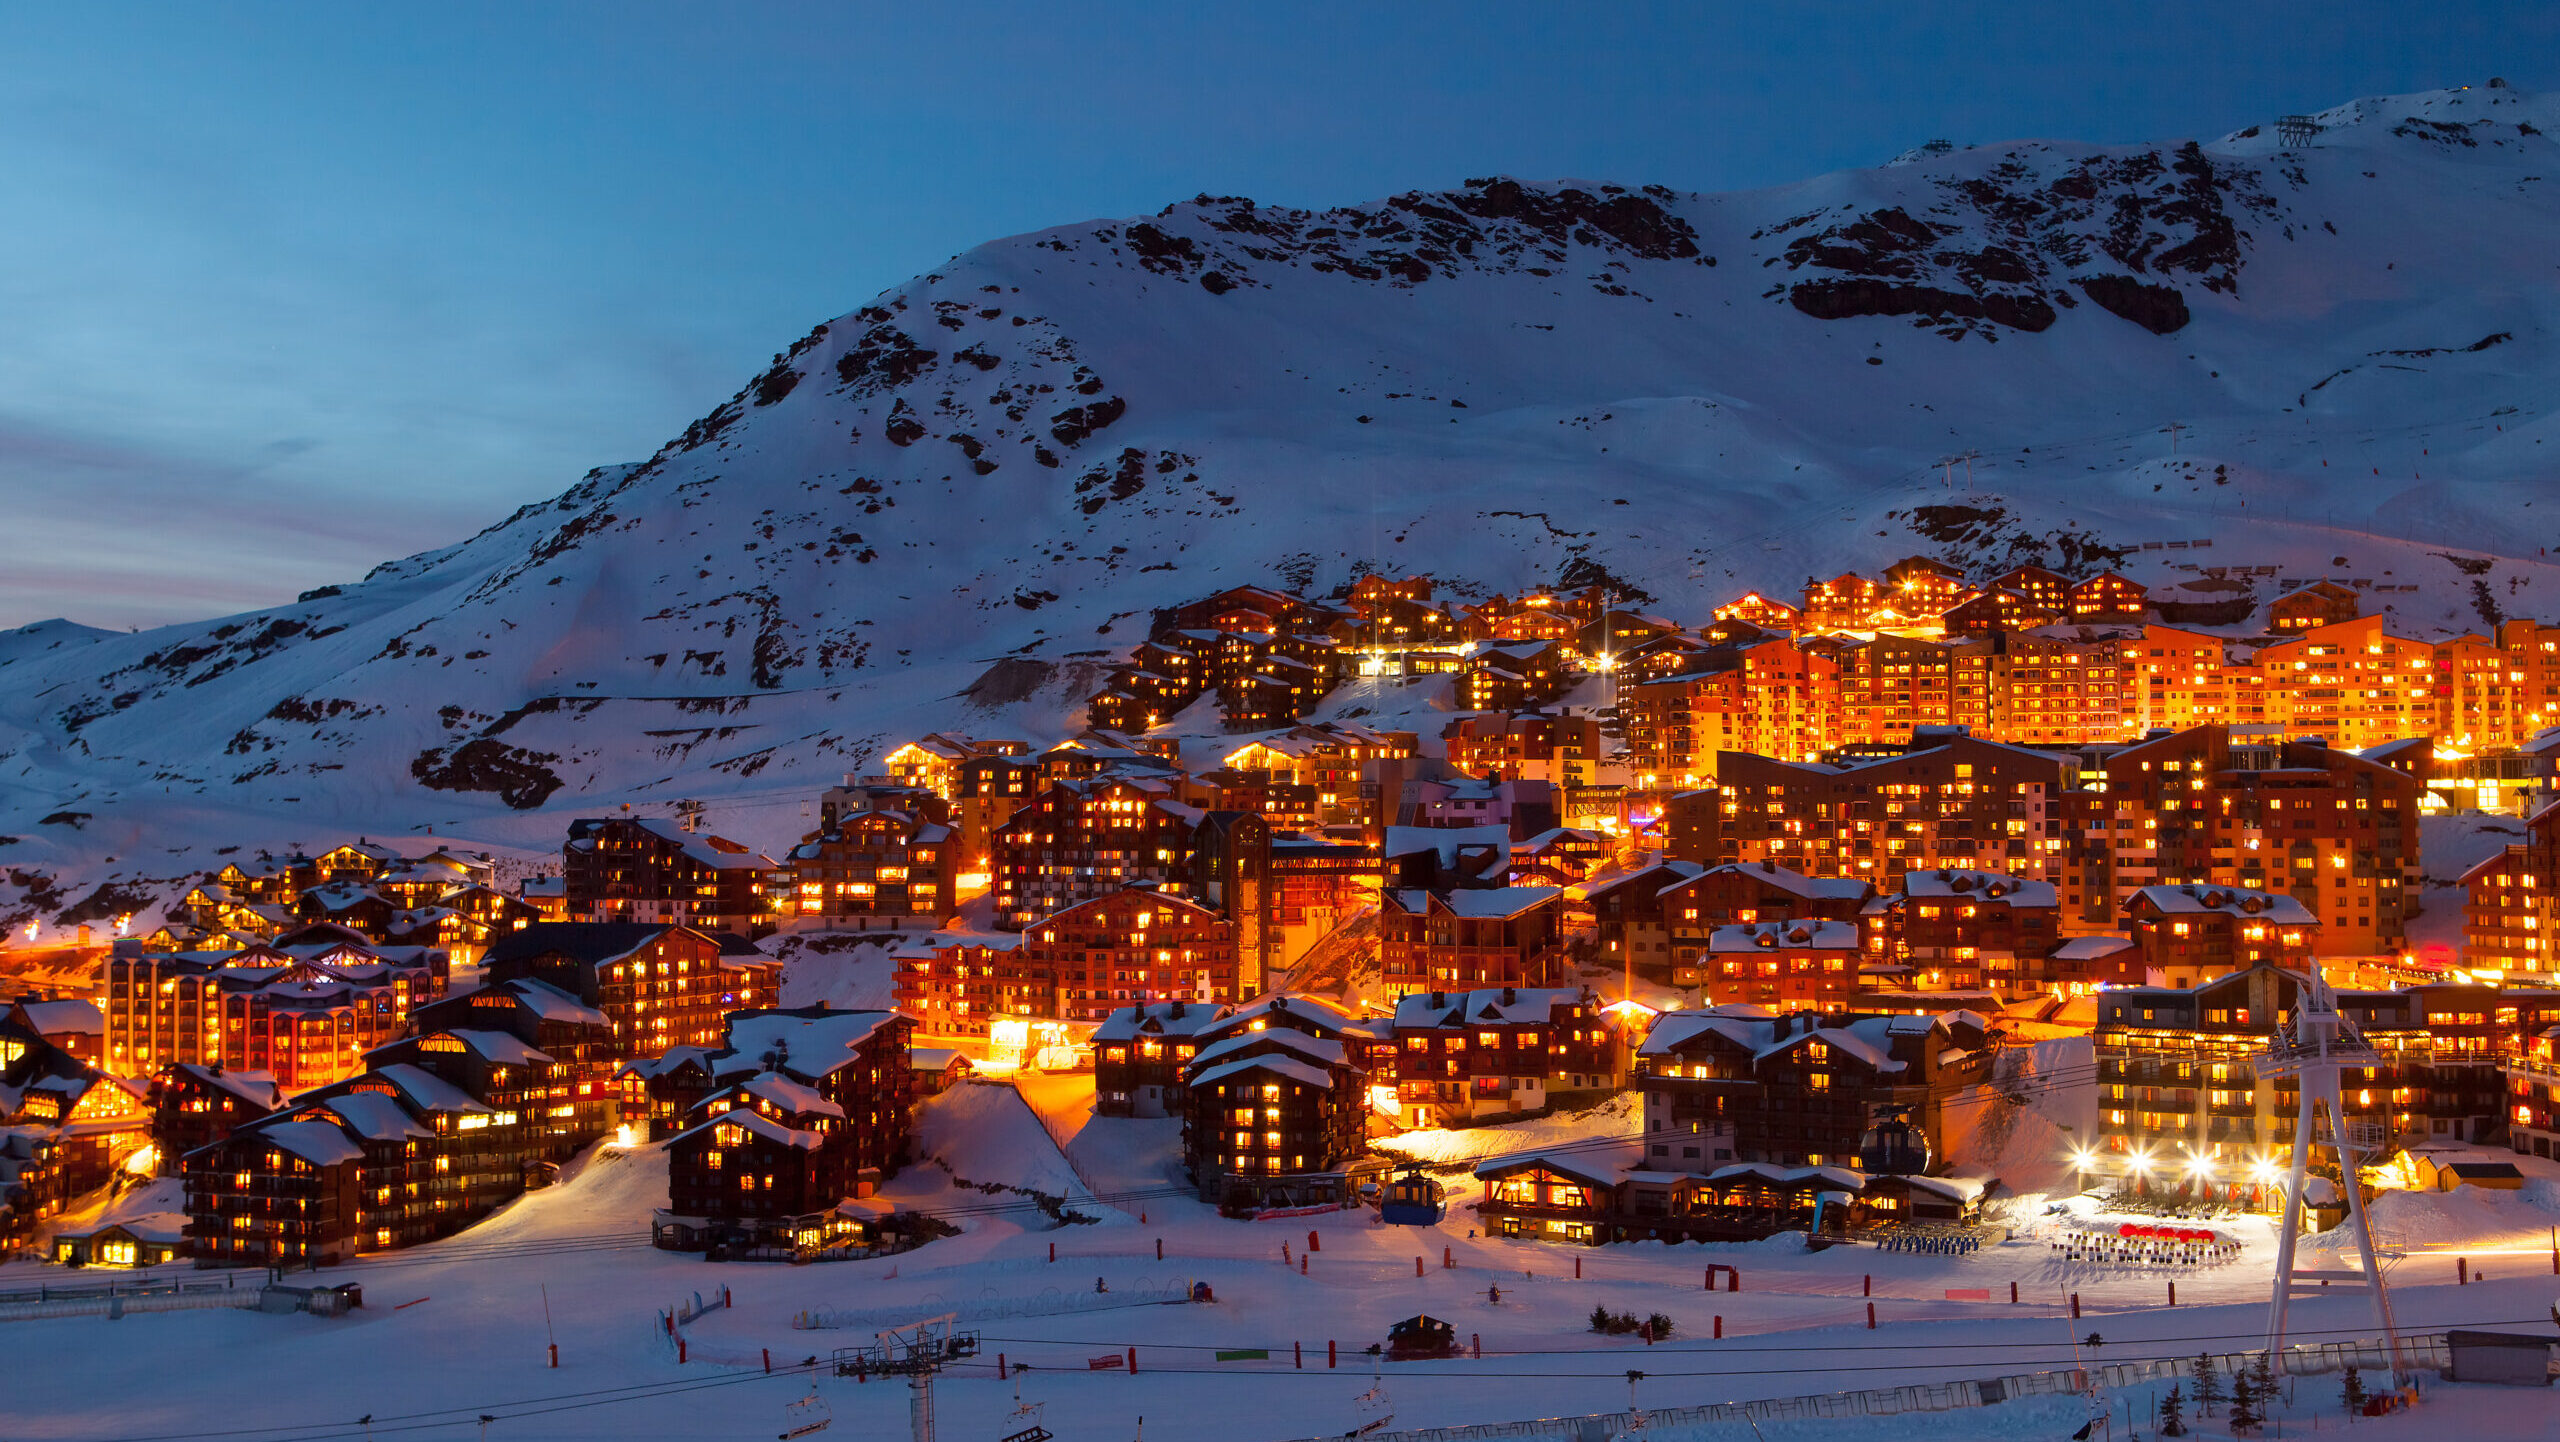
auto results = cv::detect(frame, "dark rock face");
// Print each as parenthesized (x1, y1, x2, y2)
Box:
(2077, 274, 2192, 334)
(833, 324, 939, 398)
(1049, 397, 1128, 447)
(409, 739, 564, 810)
(1768, 143, 2263, 337)
(1088, 178, 1707, 298)
(1792, 278, 2057, 333)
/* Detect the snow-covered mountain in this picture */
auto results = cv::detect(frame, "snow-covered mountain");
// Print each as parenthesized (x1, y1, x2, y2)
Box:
(5, 84, 2558, 928)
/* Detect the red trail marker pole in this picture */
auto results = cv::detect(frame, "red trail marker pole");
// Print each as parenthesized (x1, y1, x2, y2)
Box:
(1866, 1302, 1875, 1329)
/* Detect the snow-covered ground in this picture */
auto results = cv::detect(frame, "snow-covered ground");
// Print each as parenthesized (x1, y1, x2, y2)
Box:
(9, 1078, 2559, 1442)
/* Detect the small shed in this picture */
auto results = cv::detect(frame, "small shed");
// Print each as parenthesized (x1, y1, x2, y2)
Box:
(2412, 1156, 2525, 1193)
(1386, 1314, 1458, 1359)
(909, 1046, 975, 1097)
(2444, 1330, 2558, 1386)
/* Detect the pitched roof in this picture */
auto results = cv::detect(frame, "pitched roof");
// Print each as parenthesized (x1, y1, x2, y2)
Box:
(1391, 987, 1588, 1028)
(1470, 1151, 1620, 1188)
(1706, 919, 1860, 952)
(166, 1063, 284, 1110)
(671, 1107, 822, 1152)
(2129, 884, 2317, 924)
(250, 1119, 365, 1168)
(481, 922, 680, 970)
(1188, 1029, 1347, 1073)
(366, 1064, 491, 1115)
(1895, 869, 2058, 907)
(1092, 1001, 1234, 1043)
(717, 1009, 902, 1080)
(1188, 1054, 1337, 1091)
(502, 976, 611, 1027)
(723, 1072, 844, 1119)
(321, 1092, 433, 1142)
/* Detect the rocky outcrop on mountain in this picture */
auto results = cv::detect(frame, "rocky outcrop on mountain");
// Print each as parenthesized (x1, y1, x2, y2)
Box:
(1769, 141, 2266, 338)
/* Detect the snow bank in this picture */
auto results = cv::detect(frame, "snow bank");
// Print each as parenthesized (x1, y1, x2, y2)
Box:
(1378, 1094, 1641, 1165)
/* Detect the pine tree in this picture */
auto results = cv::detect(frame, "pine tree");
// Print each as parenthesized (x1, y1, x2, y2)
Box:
(1589, 1304, 1614, 1334)
(2250, 1350, 2279, 1419)
(2192, 1353, 2224, 1417)
(2341, 1364, 2368, 1415)
(2158, 1382, 2188, 1437)
(2228, 1366, 2260, 1435)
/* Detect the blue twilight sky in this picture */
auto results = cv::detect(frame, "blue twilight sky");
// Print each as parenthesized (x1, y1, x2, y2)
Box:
(2, 3, 2547, 630)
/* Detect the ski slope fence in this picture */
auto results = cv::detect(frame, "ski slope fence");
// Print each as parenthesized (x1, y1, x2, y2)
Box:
(792, 1281, 1197, 1330)
(0, 1289, 263, 1324)
(1273, 1333, 2450, 1442)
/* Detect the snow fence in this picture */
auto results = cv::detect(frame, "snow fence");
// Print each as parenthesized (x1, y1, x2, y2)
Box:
(1273, 1333, 2451, 1442)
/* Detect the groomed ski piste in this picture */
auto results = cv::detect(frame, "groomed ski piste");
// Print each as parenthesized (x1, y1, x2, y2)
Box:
(10, 1075, 2559, 1442)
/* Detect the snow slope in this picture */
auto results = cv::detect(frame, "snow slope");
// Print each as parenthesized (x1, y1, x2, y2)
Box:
(9, 1111, 2559, 1442)
(6, 85, 2560, 923)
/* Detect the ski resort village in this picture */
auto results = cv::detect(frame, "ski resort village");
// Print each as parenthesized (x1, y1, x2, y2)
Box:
(4, 64, 2560, 1442)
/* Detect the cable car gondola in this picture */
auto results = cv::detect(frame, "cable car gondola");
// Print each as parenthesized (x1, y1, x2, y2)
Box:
(1378, 1165, 1446, 1226)
(1857, 1103, 1931, 1177)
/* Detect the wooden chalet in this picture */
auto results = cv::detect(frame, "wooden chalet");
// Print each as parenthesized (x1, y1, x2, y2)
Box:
(481, 922, 774, 1057)
(1383, 985, 1613, 1128)
(561, 817, 777, 937)
(2067, 571, 2148, 622)
(1377, 886, 1566, 991)
(1635, 1007, 1995, 1170)
(1179, 1025, 1366, 1212)
(148, 1063, 284, 1174)
(2268, 580, 2359, 632)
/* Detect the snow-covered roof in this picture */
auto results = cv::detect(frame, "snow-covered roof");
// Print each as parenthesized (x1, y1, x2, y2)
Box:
(1188, 1028, 1347, 1073)
(167, 1063, 283, 1109)
(322, 1092, 432, 1142)
(1092, 1000, 1233, 1042)
(1637, 1010, 1772, 1057)
(1189, 1054, 1337, 1092)
(673, 1107, 822, 1152)
(1675, 861, 1870, 902)
(253, 1119, 365, 1168)
(1391, 987, 1588, 1028)
(1894, 868, 2057, 907)
(1471, 1151, 1619, 1188)
(1576, 859, 1706, 900)
(624, 817, 775, 870)
(724, 1072, 844, 1118)
(503, 976, 611, 1027)
(1757, 1024, 1904, 1073)
(617, 1045, 718, 1081)
(367, 1064, 491, 1115)
(2052, 936, 2136, 960)
(14, 999, 102, 1036)
(1887, 1172, 1990, 1202)
(1391, 886, 1563, 920)
(719, 1009, 901, 1079)
(435, 1029, 555, 1067)
(1706, 919, 1859, 952)
(2129, 884, 2316, 923)
(1705, 1162, 1865, 1191)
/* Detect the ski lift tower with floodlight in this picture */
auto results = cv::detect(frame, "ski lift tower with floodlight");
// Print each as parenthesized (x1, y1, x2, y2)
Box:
(2258, 965, 2410, 1387)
